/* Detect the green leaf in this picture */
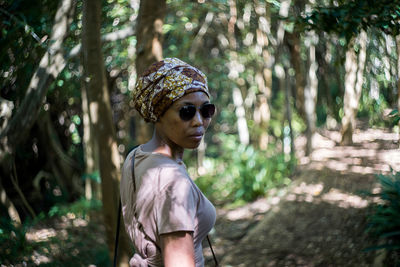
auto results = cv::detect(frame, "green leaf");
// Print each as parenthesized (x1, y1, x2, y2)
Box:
(389, 109, 399, 116)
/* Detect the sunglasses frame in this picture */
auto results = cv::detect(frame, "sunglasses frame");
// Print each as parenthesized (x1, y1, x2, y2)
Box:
(179, 103, 216, 121)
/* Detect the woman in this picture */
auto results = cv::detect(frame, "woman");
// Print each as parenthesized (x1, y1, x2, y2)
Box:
(120, 58, 217, 267)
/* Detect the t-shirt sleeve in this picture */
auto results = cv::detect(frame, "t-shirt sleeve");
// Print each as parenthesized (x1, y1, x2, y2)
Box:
(155, 167, 197, 235)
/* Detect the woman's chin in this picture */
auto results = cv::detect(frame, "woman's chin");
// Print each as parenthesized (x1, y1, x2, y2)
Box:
(185, 140, 202, 149)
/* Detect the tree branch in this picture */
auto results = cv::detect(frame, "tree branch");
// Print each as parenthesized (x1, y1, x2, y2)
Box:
(189, 12, 214, 60)
(67, 25, 136, 59)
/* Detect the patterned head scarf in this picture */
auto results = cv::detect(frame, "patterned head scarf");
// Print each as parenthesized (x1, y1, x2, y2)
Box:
(133, 58, 210, 122)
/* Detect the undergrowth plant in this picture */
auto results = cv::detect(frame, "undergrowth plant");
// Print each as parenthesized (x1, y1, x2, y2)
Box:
(0, 217, 32, 263)
(366, 171, 400, 256)
(194, 134, 295, 205)
(1, 198, 104, 266)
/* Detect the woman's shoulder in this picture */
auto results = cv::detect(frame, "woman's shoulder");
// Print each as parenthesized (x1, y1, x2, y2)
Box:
(152, 159, 190, 191)
(130, 146, 190, 188)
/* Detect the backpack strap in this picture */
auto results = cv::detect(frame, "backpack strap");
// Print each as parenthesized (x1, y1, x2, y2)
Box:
(113, 200, 122, 267)
(207, 235, 219, 266)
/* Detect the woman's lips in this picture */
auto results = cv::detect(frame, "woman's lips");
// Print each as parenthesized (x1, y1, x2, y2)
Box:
(188, 134, 203, 141)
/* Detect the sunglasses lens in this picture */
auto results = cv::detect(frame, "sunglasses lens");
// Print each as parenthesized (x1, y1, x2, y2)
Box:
(179, 104, 216, 121)
(201, 104, 216, 118)
(179, 105, 196, 121)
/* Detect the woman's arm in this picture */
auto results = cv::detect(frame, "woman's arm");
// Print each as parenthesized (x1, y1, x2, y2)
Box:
(160, 231, 196, 267)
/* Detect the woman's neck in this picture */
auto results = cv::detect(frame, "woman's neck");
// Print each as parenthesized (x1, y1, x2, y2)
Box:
(142, 130, 184, 162)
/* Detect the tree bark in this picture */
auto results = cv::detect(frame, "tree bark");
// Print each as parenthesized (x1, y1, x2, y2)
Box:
(284, 66, 295, 157)
(134, 0, 166, 144)
(38, 112, 82, 200)
(0, 0, 75, 161)
(396, 35, 400, 146)
(383, 34, 395, 101)
(253, 0, 272, 150)
(81, 77, 98, 200)
(11, 161, 36, 219)
(82, 1, 128, 265)
(276, 0, 292, 46)
(233, 87, 250, 145)
(135, 0, 165, 75)
(227, 0, 250, 146)
(0, 178, 21, 225)
(287, 32, 306, 118)
(275, 64, 293, 156)
(341, 30, 368, 145)
(304, 30, 319, 156)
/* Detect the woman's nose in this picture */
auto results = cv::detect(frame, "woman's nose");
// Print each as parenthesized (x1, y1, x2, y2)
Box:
(191, 110, 203, 126)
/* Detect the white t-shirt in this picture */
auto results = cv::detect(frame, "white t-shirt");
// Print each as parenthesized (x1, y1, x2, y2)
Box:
(120, 146, 216, 267)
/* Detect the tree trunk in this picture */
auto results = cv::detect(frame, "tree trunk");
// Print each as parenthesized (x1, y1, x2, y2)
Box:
(82, 1, 129, 265)
(135, 0, 165, 75)
(10, 161, 36, 219)
(253, 0, 272, 150)
(276, 0, 292, 46)
(275, 64, 293, 156)
(233, 87, 250, 145)
(134, 0, 166, 145)
(0, 0, 75, 161)
(304, 31, 319, 156)
(254, 72, 270, 150)
(287, 32, 305, 118)
(38, 112, 82, 200)
(396, 35, 400, 146)
(383, 34, 396, 101)
(0, 178, 21, 225)
(227, 0, 250, 146)
(341, 30, 368, 145)
(81, 78, 98, 200)
(284, 66, 295, 157)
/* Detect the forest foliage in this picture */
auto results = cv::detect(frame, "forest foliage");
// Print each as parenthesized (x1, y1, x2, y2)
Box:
(1, 0, 400, 265)
(1, 0, 399, 225)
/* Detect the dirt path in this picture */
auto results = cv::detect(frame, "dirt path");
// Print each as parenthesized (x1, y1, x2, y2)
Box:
(204, 128, 400, 267)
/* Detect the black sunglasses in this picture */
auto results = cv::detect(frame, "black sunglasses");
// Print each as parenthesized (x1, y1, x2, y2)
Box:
(179, 103, 216, 121)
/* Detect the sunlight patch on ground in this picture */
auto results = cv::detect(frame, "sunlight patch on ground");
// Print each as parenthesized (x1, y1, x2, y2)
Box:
(23, 215, 92, 266)
(222, 191, 290, 221)
(224, 178, 372, 221)
(379, 150, 400, 171)
(296, 129, 400, 174)
(292, 182, 324, 196)
(72, 218, 89, 227)
(32, 251, 51, 265)
(285, 182, 324, 203)
(224, 198, 273, 221)
(26, 228, 57, 242)
(286, 182, 368, 209)
(321, 188, 368, 208)
(352, 129, 399, 143)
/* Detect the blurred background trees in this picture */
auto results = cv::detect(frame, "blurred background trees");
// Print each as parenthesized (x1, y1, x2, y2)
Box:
(1, 0, 399, 264)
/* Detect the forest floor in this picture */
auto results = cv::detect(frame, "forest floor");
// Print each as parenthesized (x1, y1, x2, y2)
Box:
(8, 127, 399, 267)
(204, 127, 400, 267)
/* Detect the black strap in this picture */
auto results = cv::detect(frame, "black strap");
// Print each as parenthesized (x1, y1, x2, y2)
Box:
(207, 235, 219, 266)
(113, 200, 122, 267)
